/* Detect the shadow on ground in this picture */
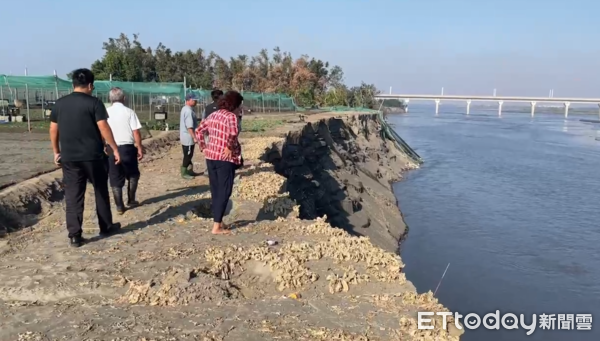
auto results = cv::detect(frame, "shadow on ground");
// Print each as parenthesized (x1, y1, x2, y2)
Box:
(141, 185, 209, 206)
(111, 184, 211, 235)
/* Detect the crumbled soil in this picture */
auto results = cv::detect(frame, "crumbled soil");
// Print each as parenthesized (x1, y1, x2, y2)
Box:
(0, 112, 462, 340)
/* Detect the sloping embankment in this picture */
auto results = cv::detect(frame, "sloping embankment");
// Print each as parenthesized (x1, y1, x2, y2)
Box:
(263, 114, 421, 251)
(0, 131, 179, 236)
(0, 113, 462, 340)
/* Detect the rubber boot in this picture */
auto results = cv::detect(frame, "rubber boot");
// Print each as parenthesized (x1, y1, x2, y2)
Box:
(111, 187, 126, 215)
(180, 166, 193, 180)
(127, 177, 140, 207)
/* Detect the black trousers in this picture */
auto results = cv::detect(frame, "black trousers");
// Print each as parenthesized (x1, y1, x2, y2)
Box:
(108, 144, 140, 188)
(182, 145, 195, 168)
(62, 159, 113, 238)
(206, 159, 236, 223)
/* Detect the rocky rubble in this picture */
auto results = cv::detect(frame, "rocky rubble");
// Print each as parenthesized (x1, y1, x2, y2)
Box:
(120, 267, 241, 306)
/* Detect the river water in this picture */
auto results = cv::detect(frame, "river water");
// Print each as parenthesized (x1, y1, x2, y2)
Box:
(390, 104, 600, 341)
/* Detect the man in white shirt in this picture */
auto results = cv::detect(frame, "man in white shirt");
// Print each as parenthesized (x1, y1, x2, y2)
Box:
(106, 87, 144, 214)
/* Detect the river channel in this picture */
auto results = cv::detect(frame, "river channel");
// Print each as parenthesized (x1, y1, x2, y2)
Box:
(391, 104, 600, 340)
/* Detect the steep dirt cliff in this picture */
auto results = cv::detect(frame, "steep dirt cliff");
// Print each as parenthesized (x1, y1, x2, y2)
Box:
(264, 114, 417, 252)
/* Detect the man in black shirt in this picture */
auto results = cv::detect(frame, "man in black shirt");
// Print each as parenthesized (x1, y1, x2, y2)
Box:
(202, 89, 223, 120)
(197, 90, 224, 158)
(49, 68, 121, 247)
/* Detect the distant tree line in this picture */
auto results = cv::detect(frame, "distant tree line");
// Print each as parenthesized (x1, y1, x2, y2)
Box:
(73, 33, 384, 108)
(381, 99, 406, 108)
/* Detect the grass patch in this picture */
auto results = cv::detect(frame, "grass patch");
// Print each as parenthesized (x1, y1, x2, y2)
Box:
(0, 120, 50, 132)
(143, 120, 179, 131)
(143, 118, 284, 133)
(242, 118, 284, 132)
(0, 117, 285, 134)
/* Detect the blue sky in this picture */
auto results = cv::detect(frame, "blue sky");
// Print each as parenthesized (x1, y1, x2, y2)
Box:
(1, 0, 598, 97)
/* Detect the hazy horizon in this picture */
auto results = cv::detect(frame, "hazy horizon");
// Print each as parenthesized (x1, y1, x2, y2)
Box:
(1, 0, 598, 98)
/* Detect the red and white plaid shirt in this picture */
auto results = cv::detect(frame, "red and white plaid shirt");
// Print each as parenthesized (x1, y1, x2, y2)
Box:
(196, 109, 241, 164)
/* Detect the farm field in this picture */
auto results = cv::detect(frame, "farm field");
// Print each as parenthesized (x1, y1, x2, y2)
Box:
(0, 131, 55, 189)
(0, 113, 292, 189)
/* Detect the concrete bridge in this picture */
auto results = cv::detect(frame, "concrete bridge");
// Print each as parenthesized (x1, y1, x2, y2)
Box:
(375, 94, 600, 117)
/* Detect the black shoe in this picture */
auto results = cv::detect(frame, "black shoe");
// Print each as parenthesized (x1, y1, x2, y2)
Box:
(111, 187, 126, 214)
(127, 177, 140, 207)
(99, 223, 122, 237)
(69, 236, 86, 248)
(186, 167, 203, 177)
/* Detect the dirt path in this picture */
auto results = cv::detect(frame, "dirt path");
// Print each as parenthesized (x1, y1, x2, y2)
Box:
(0, 114, 462, 341)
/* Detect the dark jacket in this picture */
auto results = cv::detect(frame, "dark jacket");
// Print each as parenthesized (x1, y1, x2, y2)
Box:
(202, 102, 218, 120)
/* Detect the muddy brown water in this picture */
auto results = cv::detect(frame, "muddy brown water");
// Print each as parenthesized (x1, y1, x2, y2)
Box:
(392, 106, 600, 340)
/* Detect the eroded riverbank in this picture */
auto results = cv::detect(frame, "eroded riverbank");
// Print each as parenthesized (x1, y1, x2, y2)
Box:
(0, 113, 462, 340)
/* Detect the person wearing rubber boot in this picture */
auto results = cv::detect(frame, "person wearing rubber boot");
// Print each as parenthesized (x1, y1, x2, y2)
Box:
(180, 93, 200, 179)
(106, 87, 144, 214)
(49, 68, 121, 247)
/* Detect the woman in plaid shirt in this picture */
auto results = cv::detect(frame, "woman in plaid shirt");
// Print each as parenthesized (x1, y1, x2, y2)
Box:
(196, 91, 243, 235)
